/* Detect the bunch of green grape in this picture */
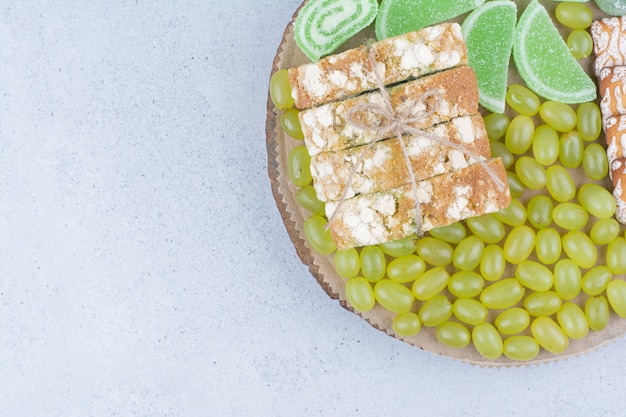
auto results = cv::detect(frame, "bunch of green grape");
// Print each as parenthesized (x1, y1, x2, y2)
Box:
(270, 60, 626, 361)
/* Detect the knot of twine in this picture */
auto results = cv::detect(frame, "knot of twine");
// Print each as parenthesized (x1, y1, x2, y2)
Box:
(327, 44, 506, 236)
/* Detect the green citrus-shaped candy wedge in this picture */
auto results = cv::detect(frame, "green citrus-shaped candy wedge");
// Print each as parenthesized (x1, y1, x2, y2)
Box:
(294, 0, 378, 62)
(375, 0, 485, 40)
(462, 1, 517, 113)
(513, 0, 596, 103)
(593, 0, 626, 16)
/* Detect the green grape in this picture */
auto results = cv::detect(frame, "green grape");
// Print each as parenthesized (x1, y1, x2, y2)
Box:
(436, 321, 471, 349)
(360, 245, 386, 282)
(524, 291, 563, 316)
(546, 165, 576, 202)
(503, 335, 540, 361)
(484, 112, 510, 141)
(535, 228, 562, 265)
(280, 108, 304, 139)
(288, 146, 312, 187)
(554, 259, 582, 300)
(453, 298, 488, 326)
(418, 294, 452, 327)
(428, 222, 467, 244)
(503, 225, 536, 264)
(480, 278, 526, 310)
(416, 237, 454, 266)
(567, 29, 594, 58)
(506, 84, 541, 116)
(392, 312, 422, 337)
(374, 279, 415, 314)
(269, 69, 295, 110)
(453, 235, 484, 271)
(581, 266, 612, 296)
(515, 260, 554, 292)
(334, 248, 360, 279)
(494, 198, 527, 227)
(380, 236, 418, 257)
(490, 141, 515, 169)
(472, 323, 503, 360)
(466, 214, 505, 244)
(506, 171, 526, 198)
(555, 2, 593, 29)
(386, 255, 426, 283)
(559, 131, 584, 168)
(532, 124, 560, 165)
(303, 215, 336, 255)
(562, 230, 597, 269)
(552, 202, 589, 230)
(496, 308, 531, 335)
(557, 302, 589, 340)
(448, 271, 485, 298)
(515, 156, 547, 190)
(578, 183, 616, 219)
(412, 267, 450, 301)
(577, 102, 602, 141)
(590, 218, 620, 245)
(607, 237, 626, 275)
(345, 277, 375, 312)
(527, 195, 554, 229)
(585, 296, 609, 331)
(607, 280, 626, 318)
(295, 185, 326, 216)
(505, 115, 535, 154)
(540, 101, 577, 132)
(582, 143, 609, 180)
(531, 316, 569, 354)
(480, 245, 506, 282)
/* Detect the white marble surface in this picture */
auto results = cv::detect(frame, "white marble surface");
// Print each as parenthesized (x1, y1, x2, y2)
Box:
(1, 1, 625, 416)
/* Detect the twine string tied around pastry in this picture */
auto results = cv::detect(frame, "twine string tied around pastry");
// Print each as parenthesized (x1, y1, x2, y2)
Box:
(326, 43, 506, 235)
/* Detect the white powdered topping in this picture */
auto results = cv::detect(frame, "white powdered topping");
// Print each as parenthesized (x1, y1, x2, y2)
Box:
(447, 185, 471, 219)
(426, 24, 444, 40)
(416, 181, 433, 204)
(374, 194, 397, 216)
(314, 105, 334, 128)
(451, 116, 475, 144)
(448, 150, 468, 171)
(303, 65, 328, 98)
(328, 70, 348, 88)
(614, 179, 626, 223)
(349, 62, 368, 85)
(393, 38, 410, 57)
(437, 100, 451, 116)
(400, 44, 434, 70)
(408, 134, 434, 156)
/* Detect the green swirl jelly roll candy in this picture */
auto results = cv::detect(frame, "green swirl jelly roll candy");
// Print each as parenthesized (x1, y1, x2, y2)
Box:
(294, 0, 378, 62)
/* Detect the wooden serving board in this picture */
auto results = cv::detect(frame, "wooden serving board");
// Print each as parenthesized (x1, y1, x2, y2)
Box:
(266, 0, 626, 366)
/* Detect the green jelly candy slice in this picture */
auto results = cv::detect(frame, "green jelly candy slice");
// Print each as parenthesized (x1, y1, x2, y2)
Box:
(513, 0, 596, 103)
(294, 0, 379, 62)
(375, 0, 485, 40)
(462, 1, 516, 113)
(594, 0, 626, 16)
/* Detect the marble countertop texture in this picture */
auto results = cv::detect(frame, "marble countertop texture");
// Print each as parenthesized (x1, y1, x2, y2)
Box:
(0, 1, 625, 416)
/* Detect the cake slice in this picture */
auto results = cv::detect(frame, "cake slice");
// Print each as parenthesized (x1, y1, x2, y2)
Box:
(289, 22, 468, 109)
(310, 114, 490, 202)
(301, 65, 480, 156)
(325, 158, 510, 249)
